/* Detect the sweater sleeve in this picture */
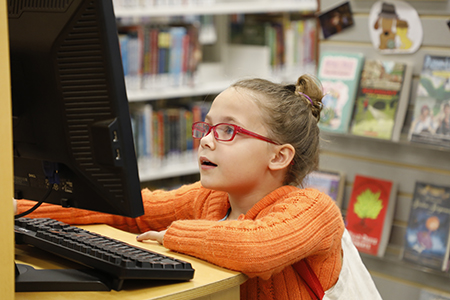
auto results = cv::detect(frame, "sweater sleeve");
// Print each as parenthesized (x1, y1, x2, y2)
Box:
(15, 181, 205, 233)
(163, 188, 344, 280)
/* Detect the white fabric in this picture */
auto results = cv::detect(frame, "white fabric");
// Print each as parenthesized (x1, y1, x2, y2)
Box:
(323, 229, 383, 300)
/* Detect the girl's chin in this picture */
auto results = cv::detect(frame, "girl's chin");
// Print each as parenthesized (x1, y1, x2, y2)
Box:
(200, 178, 215, 189)
(200, 178, 226, 192)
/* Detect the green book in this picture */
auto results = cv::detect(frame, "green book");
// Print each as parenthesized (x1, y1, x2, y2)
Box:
(350, 59, 410, 141)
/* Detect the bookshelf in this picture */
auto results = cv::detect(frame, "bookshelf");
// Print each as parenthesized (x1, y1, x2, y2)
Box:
(139, 159, 199, 182)
(127, 77, 230, 102)
(115, 0, 320, 183)
(113, 1, 318, 18)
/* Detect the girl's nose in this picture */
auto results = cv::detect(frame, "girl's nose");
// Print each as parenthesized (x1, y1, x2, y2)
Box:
(200, 130, 216, 150)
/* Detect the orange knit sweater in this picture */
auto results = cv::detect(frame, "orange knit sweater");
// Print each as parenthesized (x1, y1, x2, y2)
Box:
(17, 181, 345, 300)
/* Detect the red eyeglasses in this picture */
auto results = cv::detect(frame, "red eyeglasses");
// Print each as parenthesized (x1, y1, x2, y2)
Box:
(192, 121, 279, 145)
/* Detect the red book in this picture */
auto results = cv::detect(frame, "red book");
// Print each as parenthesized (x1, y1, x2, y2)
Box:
(345, 174, 397, 257)
(148, 27, 160, 89)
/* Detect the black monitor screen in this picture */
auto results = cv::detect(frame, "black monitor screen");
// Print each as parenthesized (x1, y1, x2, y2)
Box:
(9, 0, 144, 218)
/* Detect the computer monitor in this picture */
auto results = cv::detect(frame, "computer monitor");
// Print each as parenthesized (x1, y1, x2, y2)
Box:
(8, 0, 144, 218)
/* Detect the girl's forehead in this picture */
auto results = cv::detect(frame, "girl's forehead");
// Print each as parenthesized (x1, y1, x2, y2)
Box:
(207, 88, 265, 125)
(215, 87, 260, 107)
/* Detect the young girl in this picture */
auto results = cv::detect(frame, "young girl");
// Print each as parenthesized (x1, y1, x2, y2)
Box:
(16, 74, 382, 299)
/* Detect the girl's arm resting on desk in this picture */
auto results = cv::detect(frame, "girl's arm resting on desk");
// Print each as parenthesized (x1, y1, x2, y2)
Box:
(161, 190, 344, 280)
(16, 199, 144, 233)
(15, 181, 205, 234)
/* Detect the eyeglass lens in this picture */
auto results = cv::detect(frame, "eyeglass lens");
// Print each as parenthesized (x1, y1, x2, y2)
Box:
(214, 124, 235, 140)
(192, 123, 236, 141)
(192, 122, 209, 139)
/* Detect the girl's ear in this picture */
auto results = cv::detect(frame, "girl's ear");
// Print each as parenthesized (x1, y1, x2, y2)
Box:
(269, 144, 295, 170)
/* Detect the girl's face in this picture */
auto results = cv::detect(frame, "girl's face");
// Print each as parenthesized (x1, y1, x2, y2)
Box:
(197, 87, 277, 195)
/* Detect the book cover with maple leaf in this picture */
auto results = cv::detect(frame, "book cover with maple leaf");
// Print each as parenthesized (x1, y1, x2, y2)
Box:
(345, 174, 397, 257)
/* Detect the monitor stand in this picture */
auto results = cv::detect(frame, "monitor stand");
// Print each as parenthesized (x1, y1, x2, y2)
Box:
(15, 262, 122, 292)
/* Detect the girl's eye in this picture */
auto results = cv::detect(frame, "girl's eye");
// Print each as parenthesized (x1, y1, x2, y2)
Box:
(216, 124, 235, 138)
(224, 125, 234, 135)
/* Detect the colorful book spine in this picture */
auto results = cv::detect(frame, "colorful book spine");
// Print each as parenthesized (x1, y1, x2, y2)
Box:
(129, 102, 211, 168)
(119, 26, 144, 91)
(169, 26, 187, 87)
(228, 16, 317, 76)
(157, 28, 171, 88)
(142, 26, 160, 90)
(117, 22, 202, 91)
(118, 34, 129, 77)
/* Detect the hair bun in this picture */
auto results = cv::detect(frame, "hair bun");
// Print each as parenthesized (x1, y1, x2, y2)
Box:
(296, 91, 314, 106)
(295, 74, 324, 121)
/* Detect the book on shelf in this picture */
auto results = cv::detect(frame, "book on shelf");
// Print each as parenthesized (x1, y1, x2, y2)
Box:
(284, 18, 317, 77)
(304, 169, 345, 209)
(350, 59, 412, 141)
(408, 55, 450, 148)
(119, 25, 144, 91)
(143, 26, 160, 90)
(130, 101, 211, 171)
(317, 51, 364, 134)
(228, 14, 317, 77)
(345, 174, 397, 257)
(130, 103, 153, 163)
(157, 27, 171, 88)
(191, 101, 210, 149)
(403, 181, 450, 272)
(118, 22, 202, 92)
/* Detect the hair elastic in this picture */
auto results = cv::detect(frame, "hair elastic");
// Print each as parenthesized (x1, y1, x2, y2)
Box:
(297, 91, 314, 106)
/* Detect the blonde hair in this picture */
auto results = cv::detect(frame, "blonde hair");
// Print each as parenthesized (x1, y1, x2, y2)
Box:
(231, 74, 324, 186)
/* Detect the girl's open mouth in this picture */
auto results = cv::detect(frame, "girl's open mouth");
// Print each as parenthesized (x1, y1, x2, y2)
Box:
(200, 157, 217, 167)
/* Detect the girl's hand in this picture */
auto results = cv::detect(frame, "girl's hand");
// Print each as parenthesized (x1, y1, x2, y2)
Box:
(136, 230, 167, 245)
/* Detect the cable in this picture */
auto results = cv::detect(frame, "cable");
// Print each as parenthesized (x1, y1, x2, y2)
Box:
(14, 187, 53, 219)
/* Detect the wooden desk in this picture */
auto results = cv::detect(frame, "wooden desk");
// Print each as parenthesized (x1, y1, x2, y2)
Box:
(15, 224, 247, 300)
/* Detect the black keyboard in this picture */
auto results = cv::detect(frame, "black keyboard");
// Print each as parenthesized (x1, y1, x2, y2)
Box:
(14, 217, 195, 291)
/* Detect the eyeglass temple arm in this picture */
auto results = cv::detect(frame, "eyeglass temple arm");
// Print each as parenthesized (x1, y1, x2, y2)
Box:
(236, 127, 279, 145)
